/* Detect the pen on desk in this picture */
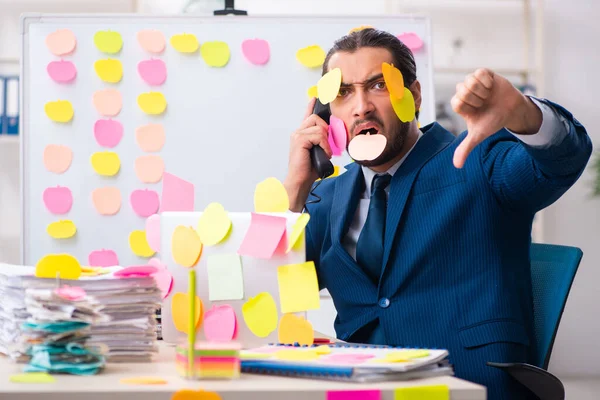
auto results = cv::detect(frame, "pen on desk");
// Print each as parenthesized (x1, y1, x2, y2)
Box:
(188, 269, 195, 378)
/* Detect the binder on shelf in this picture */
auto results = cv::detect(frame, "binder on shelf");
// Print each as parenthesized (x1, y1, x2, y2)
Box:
(0, 76, 5, 134)
(5, 77, 18, 135)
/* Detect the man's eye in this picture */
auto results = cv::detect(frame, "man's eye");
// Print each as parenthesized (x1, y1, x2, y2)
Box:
(338, 88, 349, 97)
(374, 81, 386, 90)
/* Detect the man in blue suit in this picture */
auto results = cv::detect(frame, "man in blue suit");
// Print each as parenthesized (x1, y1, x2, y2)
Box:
(283, 29, 592, 399)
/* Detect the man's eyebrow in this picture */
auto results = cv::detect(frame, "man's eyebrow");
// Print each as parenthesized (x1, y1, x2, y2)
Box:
(340, 73, 384, 87)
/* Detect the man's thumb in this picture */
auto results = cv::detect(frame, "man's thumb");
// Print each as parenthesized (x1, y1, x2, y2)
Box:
(453, 131, 477, 169)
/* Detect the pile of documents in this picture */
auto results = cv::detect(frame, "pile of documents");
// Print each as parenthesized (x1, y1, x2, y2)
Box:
(0, 263, 162, 363)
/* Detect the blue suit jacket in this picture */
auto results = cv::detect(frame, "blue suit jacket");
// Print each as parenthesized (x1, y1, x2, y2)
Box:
(305, 99, 592, 395)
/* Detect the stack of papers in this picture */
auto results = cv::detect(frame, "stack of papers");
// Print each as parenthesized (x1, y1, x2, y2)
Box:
(0, 263, 162, 363)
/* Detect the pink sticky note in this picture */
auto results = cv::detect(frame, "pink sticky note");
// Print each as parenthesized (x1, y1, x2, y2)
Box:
(328, 129, 342, 156)
(138, 59, 167, 86)
(204, 305, 237, 342)
(43, 186, 73, 214)
(93, 118, 123, 148)
(137, 30, 166, 54)
(115, 265, 158, 278)
(130, 189, 160, 217)
(93, 89, 122, 117)
(241, 39, 270, 65)
(329, 115, 347, 151)
(347, 134, 387, 161)
(322, 354, 375, 364)
(397, 32, 423, 51)
(148, 257, 166, 270)
(88, 249, 119, 267)
(160, 172, 194, 212)
(55, 286, 86, 301)
(145, 215, 161, 252)
(327, 390, 381, 400)
(47, 60, 77, 83)
(152, 268, 173, 299)
(238, 213, 287, 259)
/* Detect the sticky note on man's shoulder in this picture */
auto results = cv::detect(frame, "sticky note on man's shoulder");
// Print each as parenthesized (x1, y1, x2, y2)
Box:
(394, 385, 449, 400)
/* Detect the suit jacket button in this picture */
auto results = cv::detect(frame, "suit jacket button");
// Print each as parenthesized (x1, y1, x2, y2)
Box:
(378, 298, 390, 308)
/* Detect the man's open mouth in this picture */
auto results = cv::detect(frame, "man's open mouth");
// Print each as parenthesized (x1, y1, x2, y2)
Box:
(357, 127, 379, 135)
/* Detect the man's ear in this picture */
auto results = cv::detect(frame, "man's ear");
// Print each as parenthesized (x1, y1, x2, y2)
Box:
(410, 80, 422, 112)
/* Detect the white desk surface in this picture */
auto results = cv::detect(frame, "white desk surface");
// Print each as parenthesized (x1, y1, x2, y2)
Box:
(1, 342, 487, 400)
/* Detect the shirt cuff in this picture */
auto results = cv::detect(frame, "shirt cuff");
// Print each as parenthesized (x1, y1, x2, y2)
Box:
(506, 96, 569, 148)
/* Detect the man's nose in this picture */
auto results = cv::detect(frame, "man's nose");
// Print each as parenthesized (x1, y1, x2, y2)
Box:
(352, 90, 375, 119)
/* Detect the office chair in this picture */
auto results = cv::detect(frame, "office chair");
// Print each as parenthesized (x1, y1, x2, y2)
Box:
(487, 243, 583, 400)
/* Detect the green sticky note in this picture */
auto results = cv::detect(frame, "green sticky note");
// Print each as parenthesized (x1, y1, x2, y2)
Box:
(10, 372, 56, 383)
(395, 385, 449, 400)
(207, 254, 244, 301)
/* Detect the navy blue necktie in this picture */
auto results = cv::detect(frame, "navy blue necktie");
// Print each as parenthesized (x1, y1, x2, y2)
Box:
(356, 173, 392, 283)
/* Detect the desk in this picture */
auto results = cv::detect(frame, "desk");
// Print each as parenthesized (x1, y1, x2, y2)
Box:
(1, 342, 487, 400)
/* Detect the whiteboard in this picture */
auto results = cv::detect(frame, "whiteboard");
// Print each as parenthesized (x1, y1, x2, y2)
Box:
(20, 14, 435, 267)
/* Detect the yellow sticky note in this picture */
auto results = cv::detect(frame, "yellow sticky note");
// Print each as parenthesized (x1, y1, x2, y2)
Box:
(129, 230, 155, 257)
(171, 225, 202, 267)
(137, 92, 167, 115)
(201, 41, 230, 67)
(386, 349, 430, 362)
(394, 385, 449, 400)
(349, 25, 374, 34)
(171, 292, 202, 334)
(307, 85, 318, 98)
(35, 253, 81, 279)
(44, 100, 73, 123)
(94, 30, 123, 54)
(254, 177, 289, 213)
(277, 261, 320, 313)
(275, 349, 319, 361)
(317, 67, 342, 105)
(196, 202, 232, 246)
(10, 372, 56, 383)
(390, 88, 416, 123)
(94, 58, 123, 83)
(278, 313, 314, 346)
(382, 62, 405, 100)
(286, 213, 310, 252)
(315, 345, 331, 355)
(90, 151, 120, 176)
(240, 351, 272, 360)
(296, 45, 326, 68)
(119, 377, 167, 385)
(242, 292, 278, 338)
(170, 33, 199, 53)
(47, 220, 77, 239)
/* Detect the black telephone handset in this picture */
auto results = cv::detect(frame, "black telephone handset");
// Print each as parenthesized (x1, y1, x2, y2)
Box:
(310, 98, 335, 179)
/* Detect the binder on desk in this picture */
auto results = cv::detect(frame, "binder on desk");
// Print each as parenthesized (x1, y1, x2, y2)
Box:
(5, 77, 19, 135)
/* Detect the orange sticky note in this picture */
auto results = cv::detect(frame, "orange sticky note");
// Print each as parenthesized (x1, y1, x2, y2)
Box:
(137, 30, 166, 54)
(135, 123, 165, 152)
(278, 313, 314, 346)
(382, 62, 404, 100)
(91, 187, 121, 215)
(43, 144, 73, 174)
(134, 155, 164, 183)
(171, 225, 202, 267)
(277, 261, 320, 313)
(93, 89, 122, 117)
(171, 292, 202, 334)
(45, 29, 76, 56)
(171, 390, 222, 400)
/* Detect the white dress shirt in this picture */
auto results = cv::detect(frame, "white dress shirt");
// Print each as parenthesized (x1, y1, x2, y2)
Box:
(342, 97, 569, 260)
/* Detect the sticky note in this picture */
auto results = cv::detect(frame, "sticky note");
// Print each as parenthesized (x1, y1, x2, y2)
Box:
(130, 189, 160, 217)
(47, 220, 77, 239)
(207, 254, 244, 301)
(93, 89, 122, 117)
(94, 58, 123, 83)
(88, 249, 119, 267)
(148, 257, 166, 270)
(328, 390, 380, 400)
(323, 353, 375, 364)
(397, 32, 424, 51)
(196, 202, 232, 246)
(349, 25, 374, 34)
(242, 292, 278, 338)
(91, 151, 120, 176)
(43, 185, 72, 214)
(201, 41, 230, 67)
(328, 129, 342, 157)
(94, 30, 123, 54)
(394, 385, 449, 400)
(153, 267, 173, 299)
(170, 33, 199, 53)
(316, 345, 332, 355)
(44, 100, 73, 123)
(137, 29, 166, 54)
(35, 253, 81, 279)
(120, 377, 167, 385)
(277, 261, 320, 313)
(204, 305, 238, 342)
(94, 119, 123, 148)
(307, 85, 318, 98)
(55, 285, 86, 301)
(160, 172, 194, 212)
(91, 187, 121, 215)
(348, 133, 387, 161)
(296, 45, 326, 68)
(329, 115, 348, 151)
(43, 144, 72, 174)
(138, 59, 167, 86)
(134, 155, 164, 183)
(317, 67, 342, 105)
(45, 29, 76, 56)
(275, 349, 319, 361)
(287, 213, 310, 252)
(238, 213, 286, 259)
(145, 214, 161, 252)
(47, 60, 77, 83)
(171, 390, 221, 400)
(254, 177, 289, 213)
(171, 225, 202, 267)
(171, 292, 202, 334)
(10, 372, 56, 384)
(240, 351, 272, 360)
(278, 313, 314, 346)
(137, 92, 167, 115)
(115, 265, 158, 278)
(135, 123, 165, 152)
(129, 230, 155, 257)
(385, 350, 430, 362)
(390, 88, 416, 123)
(241, 38, 270, 65)
(382, 62, 405, 100)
